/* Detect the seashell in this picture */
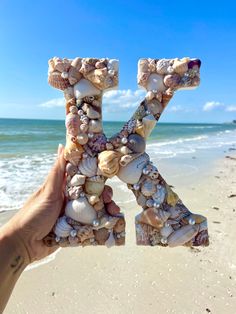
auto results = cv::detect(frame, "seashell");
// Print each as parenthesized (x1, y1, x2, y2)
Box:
(80, 62, 95, 75)
(65, 197, 97, 224)
(53, 57, 71, 72)
(135, 222, 151, 245)
(88, 119, 102, 133)
(107, 59, 119, 72)
(67, 185, 83, 200)
(142, 115, 156, 139)
(160, 225, 174, 238)
(147, 73, 166, 92)
(93, 199, 104, 211)
(68, 66, 82, 85)
(117, 153, 149, 184)
(162, 93, 173, 107)
(65, 113, 80, 137)
(113, 217, 126, 233)
(135, 124, 145, 138)
(64, 140, 84, 165)
(169, 206, 182, 219)
(68, 236, 79, 246)
(98, 150, 121, 178)
(148, 58, 156, 72)
(152, 184, 166, 205)
(77, 133, 88, 145)
(64, 87, 75, 101)
(66, 163, 78, 177)
(147, 99, 163, 116)
(71, 57, 82, 71)
(156, 59, 171, 75)
(116, 146, 132, 155)
(137, 59, 150, 86)
(87, 133, 107, 153)
(80, 123, 89, 133)
(106, 201, 120, 216)
(137, 208, 163, 229)
(163, 74, 181, 88)
(141, 179, 157, 197)
(94, 228, 110, 245)
(166, 185, 179, 206)
(156, 209, 171, 222)
(193, 230, 209, 246)
(54, 216, 73, 238)
(182, 214, 206, 225)
(85, 68, 112, 90)
(198, 220, 208, 233)
(119, 153, 141, 167)
(137, 193, 147, 207)
(167, 224, 199, 247)
(127, 134, 146, 153)
(95, 61, 106, 69)
(70, 174, 86, 187)
(105, 231, 116, 248)
(86, 106, 101, 119)
(102, 185, 113, 204)
(78, 157, 97, 177)
(85, 179, 105, 196)
(77, 225, 94, 243)
(48, 71, 70, 90)
(74, 78, 101, 99)
(188, 59, 201, 69)
(87, 194, 100, 206)
(172, 58, 189, 75)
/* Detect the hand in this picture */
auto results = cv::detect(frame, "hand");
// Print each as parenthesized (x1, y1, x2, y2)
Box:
(4, 144, 66, 264)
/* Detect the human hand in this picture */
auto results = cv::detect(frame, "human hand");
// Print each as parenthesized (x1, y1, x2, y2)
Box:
(3, 144, 66, 264)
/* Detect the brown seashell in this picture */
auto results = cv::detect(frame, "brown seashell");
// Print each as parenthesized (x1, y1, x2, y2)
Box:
(64, 140, 84, 165)
(106, 200, 120, 216)
(71, 57, 82, 70)
(163, 74, 181, 88)
(167, 224, 199, 247)
(137, 208, 163, 229)
(182, 213, 206, 225)
(162, 93, 173, 107)
(172, 58, 189, 75)
(102, 185, 113, 204)
(115, 234, 125, 246)
(135, 124, 145, 138)
(48, 71, 70, 90)
(77, 225, 94, 243)
(93, 199, 104, 211)
(53, 57, 71, 72)
(141, 179, 157, 197)
(80, 62, 95, 75)
(65, 113, 80, 137)
(166, 184, 179, 206)
(156, 59, 171, 75)
(68, 66, 82, 85)
(193, 230, 209, 246)
(113, 217, 126, 233)
(98, 150, 121, 178)
(64, 87, 75, 101)
(94, 228, 110, 245)
(135, 222, 151, 245)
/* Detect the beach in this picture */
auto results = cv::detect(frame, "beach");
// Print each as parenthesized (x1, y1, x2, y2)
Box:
(1, 119, 236, 313)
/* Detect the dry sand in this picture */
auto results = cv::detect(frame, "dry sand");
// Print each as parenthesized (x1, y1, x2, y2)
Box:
(2, 152, 236, 314)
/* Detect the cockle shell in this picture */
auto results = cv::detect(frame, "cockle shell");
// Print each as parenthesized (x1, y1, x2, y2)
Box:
(70, 174, 86, 187)
(88, 119, 102, 133)
(156, 59, 171, 75)
(127, 134, 146, 153)
(48, 71, 70, 90)
(54, 216, 73, 238)
(106, 201, 121, 216)
(78, 157, 98, 177)
(172, 58, 189, 75)
(77, 133, 88, 145)
(117, 153, 149, 184)
(167, 224, 199, 247)
(98, 150, 121, 178)
(85, 179, 105, 196)
(64, 141, 84, 165)
(141, 179, 157, 197)
(136, 208, 163, 229)
(65, 197, 97, 224)
(163, 74, 181, 88)
(74, 78, 101, 99)
(65, 113, 80, 137)
(142, 114, 156, 139)
(166, 185, 179, 206)
(160, 225, 174, 238)
(66, 163, 78, 177)
(147, 73, 166, 92)
(152, 184, 166, 205)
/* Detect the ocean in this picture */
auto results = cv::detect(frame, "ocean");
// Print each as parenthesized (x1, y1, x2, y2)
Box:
(1, 118, 236, 212)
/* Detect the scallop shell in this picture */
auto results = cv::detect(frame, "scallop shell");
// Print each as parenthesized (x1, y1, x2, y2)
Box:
(65, 113, 80, 137)
(163, 74, 181, 88)
(166, 185, 179, 206)
(88, 119, 103, 133)
(152, 184, 166, 205)
(136, 208, 163, 229)
(127, 134, 146, 153)
(172, 58, 189, 75)
(98, 150, 121, 178)
(78, 157, 98, 177)
(147, 73, 166, 92)
(142, 114, 156, 139)
(117, 153, 149, 184)
(70, 174, 86, 187)
(141, 179, 157, 197)
(85, 179, 105, 196)
(48, 71, 70, 90)
(167, 224, 199, 247)
(74, 78, 101, 99)
(156, 59, 171, 75)
(54, 216, 73, 238)
(65, 197, 97, 224)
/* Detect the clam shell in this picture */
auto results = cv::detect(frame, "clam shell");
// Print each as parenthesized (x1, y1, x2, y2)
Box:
(78, 157, 98, 177)
(167, 224, 199, 247)
(48, 71, 70, 90)
(54, 216, 73, 238)
(152, 184, 166, 205)
(85, 179, 105, 196)
(142, 114, 156, 139)
(70, 174, 86, 187)
(163, 74, 181, 88)
(65, 113, 80, 137)
(88, 119, 103, 133)
(147, 73, 166, 92)
(65, 197, 97, 224)
(156, 59, 171, 75)
(74, 78, 101, 99)
(117, 153, 149, 184)
(127, 134, 146, 153)
(136, 208, 163, 229)
(141, 179, 157, 197)
(98, 150, 121, 178)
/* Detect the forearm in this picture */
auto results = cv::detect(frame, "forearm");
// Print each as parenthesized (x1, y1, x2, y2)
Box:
(0, 223, 29, 313)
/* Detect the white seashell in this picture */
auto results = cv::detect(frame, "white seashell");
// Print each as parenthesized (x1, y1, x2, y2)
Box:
(88, 119, 102, 133)
(160, 225, 174, 238)
(74, 78, 101, 99)
(65, 197, 97, 224)
(141, 179, 156, 197)
(117, 153, 149, 184)
(147, 73, 166, 92)
(54, 216, 73, 238)
(142, 114, 156, 139)
(70, 174, 86, 186)
(77, 133, 88, 145)
(105, 231, 116, 248)
(86, 106, 100, 119)
(152, 185, 166, 205)
(78, 157, 98, 177)
(107, 59, 119, 72)
(167, 224, 199, 247)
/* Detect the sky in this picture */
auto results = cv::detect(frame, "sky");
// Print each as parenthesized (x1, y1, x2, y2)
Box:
(0, 0, 236, 123)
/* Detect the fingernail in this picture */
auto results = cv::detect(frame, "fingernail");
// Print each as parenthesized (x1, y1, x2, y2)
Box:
(57, 143, 64, 156)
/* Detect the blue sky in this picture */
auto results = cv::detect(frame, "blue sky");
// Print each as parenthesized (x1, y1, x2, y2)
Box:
(0, 0, 236, 123)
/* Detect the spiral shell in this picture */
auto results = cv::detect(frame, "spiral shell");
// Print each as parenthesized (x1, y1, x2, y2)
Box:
(48, 71, 70, 90)
(78, 157, 98, 177)
(54, 216, 73, 238)
(141, 179, 157, 197)
(98, 150, 121, 178)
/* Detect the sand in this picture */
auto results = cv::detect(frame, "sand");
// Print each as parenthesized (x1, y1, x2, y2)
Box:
(2, 152, 236, 314)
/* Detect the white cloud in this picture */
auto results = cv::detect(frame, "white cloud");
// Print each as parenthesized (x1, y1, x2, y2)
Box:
(39, 98, 64, 108)
(225, 105, 236, 112)
(203, 101, 223, 111)
(167, 105, 184, 112)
